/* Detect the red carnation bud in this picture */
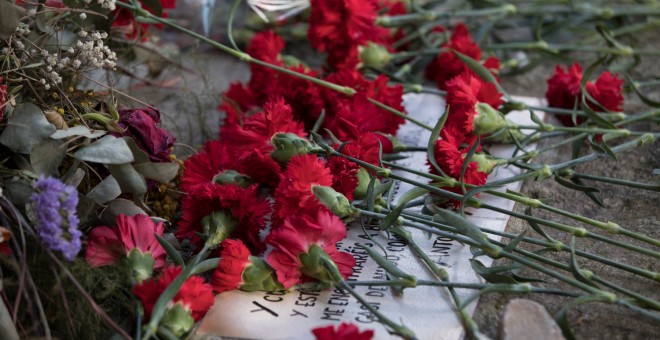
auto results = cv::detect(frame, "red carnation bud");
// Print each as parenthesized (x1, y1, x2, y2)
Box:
(445, 72, 506, 136)
(212, 239, 282, 293)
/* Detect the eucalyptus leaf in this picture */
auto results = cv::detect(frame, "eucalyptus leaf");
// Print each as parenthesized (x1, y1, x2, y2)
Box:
(87, 176, 122, 205)
(74, 135, 134, 164)
(100, 199, 147, 226)
(108, 163, 147, 195)
(122, 136, 150, 163)
(51, 125, 107, 139)
(3, 178, 33, 206)
(0, 103, 56, 154)
(0, 1, 24, 40)
(134, 162, 179, 183)
(30, 139, 66, 176)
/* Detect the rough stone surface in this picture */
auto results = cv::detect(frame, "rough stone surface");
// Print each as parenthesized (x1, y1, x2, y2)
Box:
(500, 299, 565, 340)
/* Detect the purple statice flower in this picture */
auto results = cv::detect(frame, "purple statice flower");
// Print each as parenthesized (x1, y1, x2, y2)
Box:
(31, 176, 81, 261)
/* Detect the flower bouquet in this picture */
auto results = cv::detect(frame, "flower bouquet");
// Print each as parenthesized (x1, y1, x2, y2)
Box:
(0, 0, 658, 339)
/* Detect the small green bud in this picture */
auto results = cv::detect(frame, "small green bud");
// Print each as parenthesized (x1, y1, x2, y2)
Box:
(241, 257, 284, 292)
(202, 211, 237, 247)
(358, 42, 392, 69)
(271, 133, 314, 163)
(473, 102, 508, 135)
(161, 304, 195, 337)
(299, 244, 343, 287)
(127, 248, 155, 282)
(470, 153, 497, 174)
(212, 170, 252, 187)
(353, 168, 381, 200)
(312, 185, 359, 219)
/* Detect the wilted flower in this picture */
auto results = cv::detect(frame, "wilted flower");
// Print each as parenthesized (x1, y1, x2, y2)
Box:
(115, 107, 175, 162)
(0, 76, 8, 120)
(31, 176, 81, 261)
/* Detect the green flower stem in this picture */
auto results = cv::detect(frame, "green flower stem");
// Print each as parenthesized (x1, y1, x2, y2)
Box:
(337, 151, 660, 258)
(522, 105, 626, 121)
(486, 41, 659, 56)
(550, 134, 654, 171)
(142, 243, 210, 340)
(513, 124, 638, 136)
(398, 210, 660, 282)
(349, 280, 579, 297)
(582, 19, 660, 44)
(616, 109, 660, 126)
(338, 280, 417, 339)
(514, 4, 660, 17)
(80, 113, 113, 126)
(375, 5, 516, 27)
(116, 2, 435, 132)
(367, 98, 433, 131)
(503, 133, 588, 164)
(391, 227, 480, 337)
(359, 210, 604, 295)
(558, 170, 660, 192)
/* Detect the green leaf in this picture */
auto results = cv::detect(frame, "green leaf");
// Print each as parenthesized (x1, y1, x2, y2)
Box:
(0, 1, 24, 40)
(100, 199, 147, 226)
(30, 139, 66, 176)
(122, 136, 150, 163)
(379, 187, 428, 231)
(0, 103, 56, 154)
(470, 259, 519, 284)
(86, 176, 122, 205)
(134, 162, 179, 183)
(74, 135, 135, 164)
(108, 163, 147, 195)
(50, 125, 107, 139)
(427, 106, 450, 178)
(156, 234, 184, 266)
(3, 178, 33, 206)
(433, 209, 499, 254)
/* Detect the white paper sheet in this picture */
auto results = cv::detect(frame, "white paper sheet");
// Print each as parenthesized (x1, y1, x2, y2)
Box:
(196, 94, 544, 340)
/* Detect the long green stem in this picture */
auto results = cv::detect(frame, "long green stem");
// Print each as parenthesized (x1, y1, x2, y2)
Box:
(338, 281, 417, 339)
(397, 210, 659, 282)
(391, 227, 479, 337)
(349, 280, 579, 296)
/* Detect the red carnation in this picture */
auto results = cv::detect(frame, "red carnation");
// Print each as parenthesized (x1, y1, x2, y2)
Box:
(177, 183, 270, 254)
(111, 0, 177, 41)
(266, 65, 325, 128)
(132, 266, 214, 322)
(247, 31, 286, 101)
(328, 157, 359, 201)
(274, 154, 333, 221)
(86, 214, 166, 270)
(211, 239, 252, 293)
(266, 211, 356, 289)
(431, 126, 492, 205)
(545, 63, 623, 125)
(425, 23, 500, 89)
(221, 97, 308, 185)
(180, 140, 236, 194)
(323, 70, 405, 140)
(445, 72, 504, 135)
(308, 0, 386, 52)
(218, 82, 257, 126)
(312, 322, 375, 340)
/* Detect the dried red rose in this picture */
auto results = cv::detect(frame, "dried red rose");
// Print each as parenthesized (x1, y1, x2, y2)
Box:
(111, 0, 177, 41)
(115, 107, 175, 162)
